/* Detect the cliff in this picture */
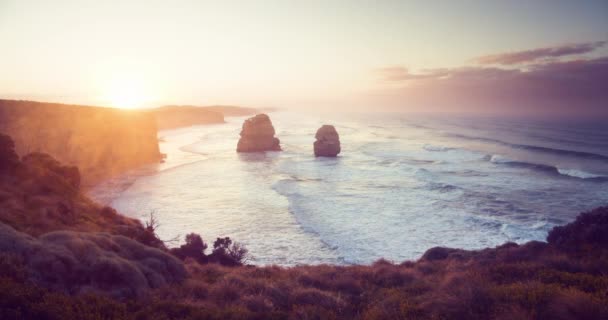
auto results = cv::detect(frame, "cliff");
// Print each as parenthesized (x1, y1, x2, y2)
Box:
(0, 99, 162, 185)
(152, 105, 257, 130)
(0, 133, 607, 319)
(202, 105, 258, 117)
(0, 134, 158, 240)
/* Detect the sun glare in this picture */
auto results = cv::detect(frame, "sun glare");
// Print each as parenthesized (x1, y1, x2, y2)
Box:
(103, 75, 149, 109)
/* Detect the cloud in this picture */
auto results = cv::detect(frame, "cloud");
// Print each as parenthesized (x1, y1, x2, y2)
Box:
(375, 66, 450, 81)
(377, 65, 519, 83)
(373, 57, 608, 117)
(473, 41, 606, 65)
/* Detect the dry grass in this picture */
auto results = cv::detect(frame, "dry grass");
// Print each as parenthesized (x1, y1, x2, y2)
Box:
(1, 134, 607, 319)
(1, 214, 608, 319)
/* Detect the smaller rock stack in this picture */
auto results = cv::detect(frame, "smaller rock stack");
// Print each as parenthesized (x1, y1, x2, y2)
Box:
(237, 114, 281, 152)
(314, 125, 341, 157)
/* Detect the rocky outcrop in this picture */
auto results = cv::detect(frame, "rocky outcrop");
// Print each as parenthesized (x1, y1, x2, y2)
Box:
(314, 125, 341, 157)
(152, 105, 258, 130)
(237, 114, 281, 152)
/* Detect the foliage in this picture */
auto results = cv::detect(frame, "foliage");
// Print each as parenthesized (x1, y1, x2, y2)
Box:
(170, 235, 249, 267)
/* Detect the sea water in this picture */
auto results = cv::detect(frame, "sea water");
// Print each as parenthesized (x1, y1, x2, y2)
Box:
(89, 111, 608, 265)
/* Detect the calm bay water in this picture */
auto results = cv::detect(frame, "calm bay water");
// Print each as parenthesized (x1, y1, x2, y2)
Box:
(89, 111, 608, 265)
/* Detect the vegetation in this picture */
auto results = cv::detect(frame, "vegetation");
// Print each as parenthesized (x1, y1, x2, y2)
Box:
(170, 234, 249, 266)
(0, 222, 186, 299)
(2, 205, 606, 319)
(0, 132, 607, 319)
(2, 215, 607, 319)
(0, 133, 162, 247)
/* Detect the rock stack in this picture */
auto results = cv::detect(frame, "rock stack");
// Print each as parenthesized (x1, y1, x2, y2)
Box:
(314, 125, 341, 157)
(236, 114, 281, 152)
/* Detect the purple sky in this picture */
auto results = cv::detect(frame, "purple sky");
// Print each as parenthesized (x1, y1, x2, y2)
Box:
(0, 1, 606, 117)
(374, 42, 608, 117)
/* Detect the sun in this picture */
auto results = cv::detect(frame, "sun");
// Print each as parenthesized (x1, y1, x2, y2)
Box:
(103, 75, 149, 109)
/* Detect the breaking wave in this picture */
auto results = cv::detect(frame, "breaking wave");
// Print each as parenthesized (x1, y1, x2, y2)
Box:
(488, 155, 607, 181)
(448, 133, 608, 161)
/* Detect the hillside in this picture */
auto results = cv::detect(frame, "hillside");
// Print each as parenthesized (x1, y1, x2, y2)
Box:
(152, 105, 257, 130)
(0, 99, 162, 185)
(0, 134, 607, 319)
(0, 134, 162, 242)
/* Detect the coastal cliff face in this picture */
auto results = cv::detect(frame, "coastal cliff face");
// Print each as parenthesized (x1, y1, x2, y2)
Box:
(152, 105, 226, 130)
(152, 105, 259, 130)
(0, 100, 162, 185)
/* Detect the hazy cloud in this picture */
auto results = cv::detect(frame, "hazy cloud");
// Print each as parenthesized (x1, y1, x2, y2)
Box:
(474, 41, 606, 65)
(376, 66, 450, 82)
(374, 57, 608, 117)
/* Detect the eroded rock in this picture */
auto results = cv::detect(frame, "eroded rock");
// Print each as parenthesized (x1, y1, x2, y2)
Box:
(314, 125, 341, 157)
(237, 114, 281, 152)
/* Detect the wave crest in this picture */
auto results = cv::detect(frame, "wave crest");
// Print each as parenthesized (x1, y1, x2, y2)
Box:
(557, 168, 607, 179)
(423, 144, 453, 152)
(447, 133, 608, 161)
(487, 154, 607, 181)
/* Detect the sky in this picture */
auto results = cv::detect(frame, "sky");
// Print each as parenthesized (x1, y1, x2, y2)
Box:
(0, 0, 607, 116)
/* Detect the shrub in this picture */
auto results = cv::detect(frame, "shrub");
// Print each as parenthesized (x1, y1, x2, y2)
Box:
(370, 266, 415, 287)
(0, 253, 27, 281)
(547, 206, 608, 249)
(136, 212, 166, 250)
(292, 305, 337, 320)
(361, 288, 418, 320)
(171, 233, 208, 263)
(209, 237, 249, 266)
(22, 152, 81, 190)
(210, 280, 241, 305)
(0, 222, 186, 299)
(292, 288, 342, 310)
(0, 134, 19, 171)
(0, 278, 129, 320)
(243, 295, 273, 313)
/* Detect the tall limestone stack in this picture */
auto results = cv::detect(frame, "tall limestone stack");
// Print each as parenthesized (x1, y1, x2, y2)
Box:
(314, 125, 341, 157)
(236, 114, 281, 152)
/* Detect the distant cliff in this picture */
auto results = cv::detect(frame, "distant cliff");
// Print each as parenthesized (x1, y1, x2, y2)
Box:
(0, 99, 162, 185)
(152, 105, 257, 130)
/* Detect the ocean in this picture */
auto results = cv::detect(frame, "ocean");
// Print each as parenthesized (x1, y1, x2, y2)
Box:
(89, 111, 608, 266)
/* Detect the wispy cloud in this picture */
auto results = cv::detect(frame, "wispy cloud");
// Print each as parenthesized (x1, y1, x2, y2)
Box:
(375, 66, 450, 81)
(373, 56, 608, 116)
(473, 41, 606, 65)
(376, 66, 518, 83)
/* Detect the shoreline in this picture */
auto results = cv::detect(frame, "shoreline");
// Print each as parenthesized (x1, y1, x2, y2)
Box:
(1, 130, 607, 319)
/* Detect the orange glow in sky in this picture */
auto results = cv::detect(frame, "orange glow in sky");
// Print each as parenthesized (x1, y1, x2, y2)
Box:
(0, 1, 607, 116)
